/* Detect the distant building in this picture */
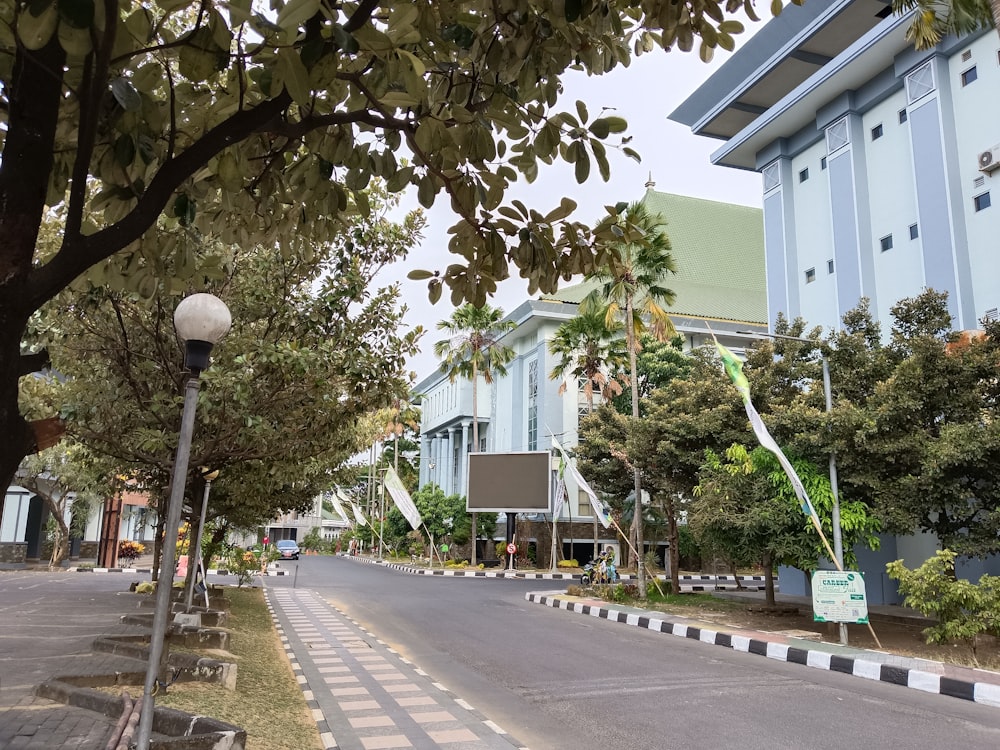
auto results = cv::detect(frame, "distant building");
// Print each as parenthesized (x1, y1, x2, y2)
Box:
(670, 0, 1000, 601)
(413, 188, 767, 560)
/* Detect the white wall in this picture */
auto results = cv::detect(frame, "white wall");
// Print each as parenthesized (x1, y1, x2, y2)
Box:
(792, 138, 837, 328)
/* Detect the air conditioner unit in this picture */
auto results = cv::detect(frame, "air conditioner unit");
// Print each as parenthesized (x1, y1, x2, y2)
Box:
(978, 146, 1000, 172)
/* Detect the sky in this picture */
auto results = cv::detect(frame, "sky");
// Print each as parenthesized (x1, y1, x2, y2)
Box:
(380, 30, 766, 381)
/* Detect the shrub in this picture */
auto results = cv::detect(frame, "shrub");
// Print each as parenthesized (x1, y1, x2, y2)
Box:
(886, 549, 1000, 660)
(225, 547, 266, 588)
(118, 540, 145, 566)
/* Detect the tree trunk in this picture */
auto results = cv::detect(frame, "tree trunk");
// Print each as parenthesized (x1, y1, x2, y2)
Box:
(471, 363, 478, 566)
(763, 551, 776, 607)
(626, 296, 646, 598)
(666, 495, 680, 594)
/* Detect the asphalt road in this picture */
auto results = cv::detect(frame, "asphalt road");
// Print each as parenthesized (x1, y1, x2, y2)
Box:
(268, 556, 1000, 750)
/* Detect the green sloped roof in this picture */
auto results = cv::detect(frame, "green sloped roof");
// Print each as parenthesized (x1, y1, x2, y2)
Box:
(545, 189, 766, 324)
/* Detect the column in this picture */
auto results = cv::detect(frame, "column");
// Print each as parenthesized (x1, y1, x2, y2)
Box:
(418, 435, 429, 488)
(460, 421, 470, 496)
(446, 428, 456, 495)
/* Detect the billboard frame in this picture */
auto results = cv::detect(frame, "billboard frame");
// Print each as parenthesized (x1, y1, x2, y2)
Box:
(466, 451, 552, 513)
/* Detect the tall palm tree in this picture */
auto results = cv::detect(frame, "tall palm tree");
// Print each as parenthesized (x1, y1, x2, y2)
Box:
(434, 304, 516, 565)
(582, 201, 677, 598)
(892, 0, 999, 49)
(549, 308, 629, 413)
(549, 309, 629, 558)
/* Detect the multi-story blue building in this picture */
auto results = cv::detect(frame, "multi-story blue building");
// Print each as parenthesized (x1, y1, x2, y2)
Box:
(671, 1, 1000, 601)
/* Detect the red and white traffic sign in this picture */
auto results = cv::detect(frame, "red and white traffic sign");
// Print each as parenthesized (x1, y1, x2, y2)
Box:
(506, 543, 517, 555)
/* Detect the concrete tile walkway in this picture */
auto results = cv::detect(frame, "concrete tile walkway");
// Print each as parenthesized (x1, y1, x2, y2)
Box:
(264, 586, 527, 750)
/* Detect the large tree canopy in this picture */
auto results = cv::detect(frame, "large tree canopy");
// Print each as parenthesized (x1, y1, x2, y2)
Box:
(24, 192, 422, 533)
(1, 0, 803, 495)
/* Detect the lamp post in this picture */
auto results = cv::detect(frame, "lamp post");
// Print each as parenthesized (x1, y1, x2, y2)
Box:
(738, 330, 848, 645)
(136, 294, 231, 750)
(184, 467, 219, 612)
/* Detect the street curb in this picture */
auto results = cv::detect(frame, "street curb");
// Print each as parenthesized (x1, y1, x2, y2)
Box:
(525, 591, 1000, 709)
(343, 555, 769, 588)
(66, 565, 289, 576)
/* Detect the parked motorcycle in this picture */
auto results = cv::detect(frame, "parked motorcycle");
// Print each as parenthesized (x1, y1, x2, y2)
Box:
(580, 550, 619, 586)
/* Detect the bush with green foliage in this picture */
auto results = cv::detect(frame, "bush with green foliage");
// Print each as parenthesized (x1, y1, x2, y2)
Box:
(886, 550, 1000, 660)
(300, 528, 324, 552)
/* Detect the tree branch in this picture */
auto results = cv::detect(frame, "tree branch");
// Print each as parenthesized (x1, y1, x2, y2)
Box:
(27, 90, 293, 309)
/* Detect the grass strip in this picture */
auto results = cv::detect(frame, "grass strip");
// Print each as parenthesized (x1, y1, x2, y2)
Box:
(156, 586, 322, 750)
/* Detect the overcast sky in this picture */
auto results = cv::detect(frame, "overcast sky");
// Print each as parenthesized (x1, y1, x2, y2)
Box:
(381, 31, 766, 381)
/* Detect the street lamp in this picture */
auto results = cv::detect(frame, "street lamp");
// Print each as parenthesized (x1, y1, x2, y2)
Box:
(738, 330, 848, 645)
(184, 467, 219, 612)
(136, 294, 231, 750)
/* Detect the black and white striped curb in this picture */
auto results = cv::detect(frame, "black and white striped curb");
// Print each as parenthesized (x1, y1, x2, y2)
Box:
(342, 554, 772, 589)
(526, 591, 1000, 708)
(67, 565, 289, 576)
(265, 586, 526, 750)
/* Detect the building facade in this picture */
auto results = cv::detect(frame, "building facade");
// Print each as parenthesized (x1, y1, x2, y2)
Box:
(671, 0, 1000, 601)
(414, 188, 768, 559)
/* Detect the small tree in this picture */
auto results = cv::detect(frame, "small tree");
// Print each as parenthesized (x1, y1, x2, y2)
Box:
(887, 550, 1000, 662)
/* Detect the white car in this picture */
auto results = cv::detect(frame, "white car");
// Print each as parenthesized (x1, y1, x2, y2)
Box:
(275, 539, 300, 560)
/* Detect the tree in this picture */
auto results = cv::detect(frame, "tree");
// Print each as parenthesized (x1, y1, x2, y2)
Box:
(434, 303, 516, 564)
(25, 195, 421, 576)
(0, 0, 802, 509)
(581, 201, 677, 595)
(693, 444, 879, 605)
(548, 307, 627, 558)
(831, 291, 1000, 557)
(548, 307, 627, 412)
(892, 0, 999, 49)
(16, 443, 103, 568)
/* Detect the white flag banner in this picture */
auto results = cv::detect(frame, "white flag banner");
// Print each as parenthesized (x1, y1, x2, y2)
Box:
(384, 467, 422, 530)
(553, 478, 567, 518)
(329, 490, 348, 520)
(550, 434, 612, 529)
(350, 502, 369, 527)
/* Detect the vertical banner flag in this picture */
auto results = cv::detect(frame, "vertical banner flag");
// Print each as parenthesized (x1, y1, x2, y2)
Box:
(714, 340, 823, 531)
(350, 502, 369, 528)
(329, 489, 348, 521)
(551, 434, 612, 529)
(383, 467, 423, 530)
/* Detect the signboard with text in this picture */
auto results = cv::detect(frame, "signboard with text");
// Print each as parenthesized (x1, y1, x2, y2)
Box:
(811, 570, 869, 624)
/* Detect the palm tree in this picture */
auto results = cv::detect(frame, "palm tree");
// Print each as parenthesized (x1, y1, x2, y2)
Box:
(892, 0, 999, 49)
(548, 308, 629, 413)
(549, 308, 629, 560)
(434, 304, 516, 565)
(582, 201, 677, 598)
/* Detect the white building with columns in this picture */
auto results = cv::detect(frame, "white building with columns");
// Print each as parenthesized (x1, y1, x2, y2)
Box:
(413, 188, 768, 553)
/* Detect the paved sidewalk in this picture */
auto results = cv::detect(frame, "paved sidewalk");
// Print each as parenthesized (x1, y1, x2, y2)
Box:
(264, 585, 527, 750)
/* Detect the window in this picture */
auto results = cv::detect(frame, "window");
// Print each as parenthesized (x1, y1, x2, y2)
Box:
(827, 259, 835, 274)
(974, 175, 986, 189)
(898, 109, 908, 124)
(527, 359, 538, 450)
(762, 162, 781, 192)
(825, 118, 850, 153)
(871, 124, 884, 140)
(820, 156, 827, 170)
(880, 234, 894, 252)
(974, 192, 992, 212)
(799, 168, 809, 183)
(909, 223, 919, 240)
(805, 267, 816, 283)
(905, 62, 936, 103)
(961, 66, 978, 86)
(984, 308, 999, 323)
(961, 49, 973, 62)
